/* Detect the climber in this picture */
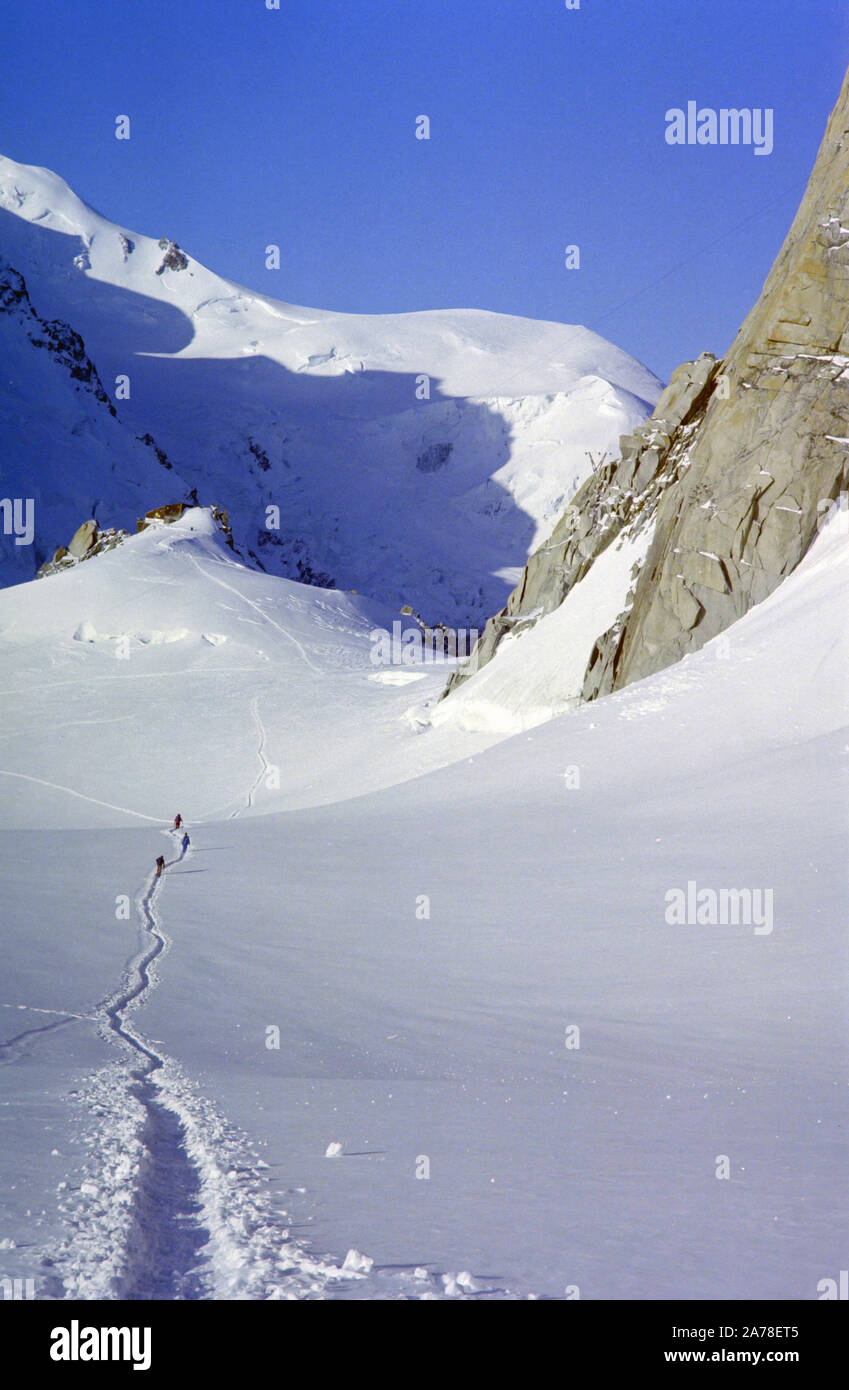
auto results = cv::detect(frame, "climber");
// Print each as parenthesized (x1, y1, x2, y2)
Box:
(173, 813, 182, 830)
(181, 832, 190, 854)
(155, 855, 166, 878)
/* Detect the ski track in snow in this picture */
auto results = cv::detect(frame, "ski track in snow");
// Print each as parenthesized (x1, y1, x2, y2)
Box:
(33, 828, 497, 1300)
(228, 696, 270, 819)
(0, 1014, 82, 1055)
(0, 669, 265, 699)
(184, 552, 324, 676)
(0, 769, 166, 823)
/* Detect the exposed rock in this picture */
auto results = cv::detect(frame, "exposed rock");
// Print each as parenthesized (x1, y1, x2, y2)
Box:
(137, 501, 235, 550)
(0, 262, 27, 312)
(68, 519, 98, 559)
(255, 527, 333, 585)
(443, 65, 849, 711)
(37, 522, 129, 578)
(136, 502, 189, 531)
(443, 354, 719, 699)
(156, 238, 188, 275)
(0, 259, 117, 417)
(417, 442, 453, 472)
(136, 431, 174, 470)
(38, 504, 234, 578)
(650, 351, 718, 433)
(210, 505, 236, 551)
(588, 66, 849, 699)
(248, 438, 271, 472)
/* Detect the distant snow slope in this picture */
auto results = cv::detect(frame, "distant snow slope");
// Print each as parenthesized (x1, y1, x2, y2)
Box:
(0, 153, 662, 617)
(0, 504, 846, 1299)
(0, 509, 500, 830)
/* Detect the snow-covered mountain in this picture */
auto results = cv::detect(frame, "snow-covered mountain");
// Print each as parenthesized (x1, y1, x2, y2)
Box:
(0, 154, 661, 619)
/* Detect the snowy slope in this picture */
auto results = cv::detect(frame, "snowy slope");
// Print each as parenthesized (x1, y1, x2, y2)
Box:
(0, 508, 501, 830)
(0, 154, 662, 617)
(0, 505, 846, 1299)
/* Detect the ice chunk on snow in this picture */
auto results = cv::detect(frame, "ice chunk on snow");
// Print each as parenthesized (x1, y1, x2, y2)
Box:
(341, 1248, 373, 1274)
(135, 629, 191, 645)
(368, 670, 428, 685)
(73, 621, 190, 645)
(325, 1141, 343, 1158)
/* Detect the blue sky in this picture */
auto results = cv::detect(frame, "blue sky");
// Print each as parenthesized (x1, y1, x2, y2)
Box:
(2, 0, 847, 380)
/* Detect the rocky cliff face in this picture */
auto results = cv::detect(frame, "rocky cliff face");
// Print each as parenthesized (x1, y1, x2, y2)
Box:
(445, 67, 849, 710)
(0, 260, 117, 415)
(0, 259, 191, 583)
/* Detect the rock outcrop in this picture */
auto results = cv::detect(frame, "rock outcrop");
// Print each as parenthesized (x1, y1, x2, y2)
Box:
(1, 258, 192, 579)
(37, 520, 129, 578)
(156, 238, 189, 275)
(37, 505, 235, 578)
(444, 351, 720, 696)
(444, 65, 849, 709)
(0, 259, 116, 417)
(138, 502, 235, 549)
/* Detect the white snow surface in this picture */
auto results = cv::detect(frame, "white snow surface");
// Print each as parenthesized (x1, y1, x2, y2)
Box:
(0, 153, 661, 618)
(0, 505, 847, 1299)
